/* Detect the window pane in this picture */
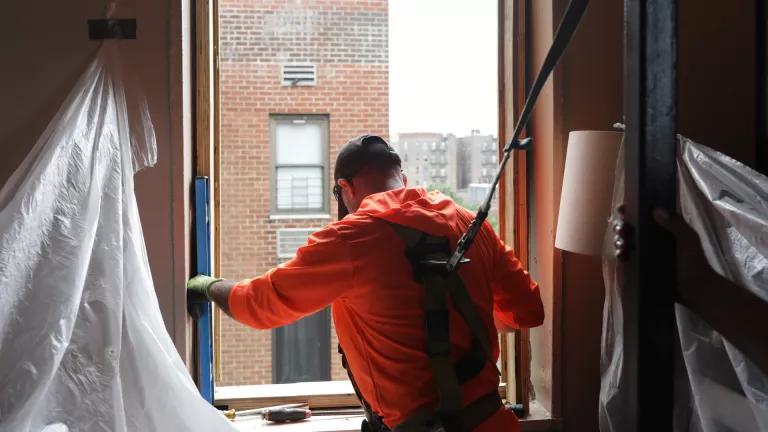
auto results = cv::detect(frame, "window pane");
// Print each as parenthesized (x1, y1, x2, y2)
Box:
(276, 167, 323, 210)
(275, 122, 323, 165)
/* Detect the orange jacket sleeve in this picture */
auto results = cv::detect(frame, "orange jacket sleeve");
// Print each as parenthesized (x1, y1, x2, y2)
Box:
(488, 223, 544, 329)
(227, 225, 354, 329)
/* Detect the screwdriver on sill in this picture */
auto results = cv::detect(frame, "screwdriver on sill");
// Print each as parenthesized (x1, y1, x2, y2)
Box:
(262, 407, 312, 423)
(221, 403, 310, 422)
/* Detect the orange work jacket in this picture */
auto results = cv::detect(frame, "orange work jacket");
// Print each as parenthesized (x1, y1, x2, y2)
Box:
(228, 187, 544, 431)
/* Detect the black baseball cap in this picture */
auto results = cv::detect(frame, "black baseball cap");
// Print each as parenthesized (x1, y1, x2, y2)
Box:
(333, 134, 401, 219)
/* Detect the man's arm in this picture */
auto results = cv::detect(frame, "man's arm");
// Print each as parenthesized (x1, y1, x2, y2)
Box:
(187, 225, 355, 329)
(488, 222, 544, 331)
(209, 279, 236, 315)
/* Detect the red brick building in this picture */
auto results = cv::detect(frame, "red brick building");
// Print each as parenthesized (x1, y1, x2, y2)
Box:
(218, 0, 389, 385)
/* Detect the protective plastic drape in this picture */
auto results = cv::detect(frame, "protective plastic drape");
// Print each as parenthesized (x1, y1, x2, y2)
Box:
(599, 137, 768, 431)
(0, 46, 235, 432)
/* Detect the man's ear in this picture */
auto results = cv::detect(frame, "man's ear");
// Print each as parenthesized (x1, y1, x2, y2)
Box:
(338, 178, 354, 196)
(401, 171, 408, 187)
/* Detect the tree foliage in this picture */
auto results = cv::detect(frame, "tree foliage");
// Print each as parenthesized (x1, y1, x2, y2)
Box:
(426, 184, 500, 233)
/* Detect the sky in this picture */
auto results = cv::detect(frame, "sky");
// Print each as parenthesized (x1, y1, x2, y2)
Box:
(389, 0, 498, 140)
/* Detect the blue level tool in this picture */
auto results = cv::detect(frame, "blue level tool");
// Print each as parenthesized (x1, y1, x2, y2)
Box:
(190, 176, 214, 403)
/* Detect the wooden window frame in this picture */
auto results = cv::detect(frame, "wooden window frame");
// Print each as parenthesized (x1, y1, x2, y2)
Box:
(498, 0, 534, 417)
(195, 0, 554, 429)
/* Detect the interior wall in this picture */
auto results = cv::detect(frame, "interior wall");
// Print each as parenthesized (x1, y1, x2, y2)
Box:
(0, 0, 193, 360)
(678, 0, 757, 166)
(525, 0, 623, 425)
(558, 1, 623, 430)
(517, 0, 755, 428)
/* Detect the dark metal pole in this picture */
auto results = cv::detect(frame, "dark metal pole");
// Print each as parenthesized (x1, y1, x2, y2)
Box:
(757, 0, 767, 176)
(622, 0, 677, 430)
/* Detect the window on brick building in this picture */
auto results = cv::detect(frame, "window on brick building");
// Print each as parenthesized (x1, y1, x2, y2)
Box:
(271, 115, 329, 214)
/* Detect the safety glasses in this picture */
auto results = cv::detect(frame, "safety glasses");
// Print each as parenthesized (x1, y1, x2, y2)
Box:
(332, 181, 346, 202)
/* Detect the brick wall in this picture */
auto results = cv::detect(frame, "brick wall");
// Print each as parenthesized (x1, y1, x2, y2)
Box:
(218, 0, 388, 386)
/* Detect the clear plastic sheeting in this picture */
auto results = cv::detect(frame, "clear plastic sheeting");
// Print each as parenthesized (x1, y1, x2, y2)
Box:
(598, 138, 630, 432)
(0, 46, 235, 432)
(675, 137, 768, 431)
(599, 136, 768, 432)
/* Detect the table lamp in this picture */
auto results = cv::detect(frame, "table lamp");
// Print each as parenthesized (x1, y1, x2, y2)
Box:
(555, 130, 623, 256)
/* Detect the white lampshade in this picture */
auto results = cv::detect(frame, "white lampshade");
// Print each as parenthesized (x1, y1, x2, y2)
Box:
(555, 130, 623, 256)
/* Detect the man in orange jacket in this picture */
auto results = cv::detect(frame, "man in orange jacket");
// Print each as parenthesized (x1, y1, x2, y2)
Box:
(188, 135, 544, 431)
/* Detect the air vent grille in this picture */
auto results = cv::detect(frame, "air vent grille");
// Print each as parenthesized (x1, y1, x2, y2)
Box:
(281, 64, 316, 86)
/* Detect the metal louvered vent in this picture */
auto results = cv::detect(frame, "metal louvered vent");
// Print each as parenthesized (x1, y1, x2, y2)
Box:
(277, 228, 315, 258)
(281, 64, 316, 86)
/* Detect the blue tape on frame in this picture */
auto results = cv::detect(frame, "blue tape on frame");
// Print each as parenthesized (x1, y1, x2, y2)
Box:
(193, 177, 214, 404)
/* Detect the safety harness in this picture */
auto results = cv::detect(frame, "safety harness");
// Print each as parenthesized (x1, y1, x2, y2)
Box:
(339, 223, 501, 432)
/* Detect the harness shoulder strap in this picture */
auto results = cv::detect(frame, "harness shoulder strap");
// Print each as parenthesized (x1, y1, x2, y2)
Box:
(388, 223, 496, 370)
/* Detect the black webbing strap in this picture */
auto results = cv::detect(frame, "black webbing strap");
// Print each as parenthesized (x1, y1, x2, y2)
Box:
(419, 248, 462, 431)
(390, 223, 494, 369)
(392, 391, 503, 432)
(447, 0, 590, 272)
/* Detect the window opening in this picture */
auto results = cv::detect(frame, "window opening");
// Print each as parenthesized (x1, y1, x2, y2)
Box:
(215, 0, 503, 394)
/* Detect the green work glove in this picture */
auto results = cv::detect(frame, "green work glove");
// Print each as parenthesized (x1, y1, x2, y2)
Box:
(187, 275, 223, 301)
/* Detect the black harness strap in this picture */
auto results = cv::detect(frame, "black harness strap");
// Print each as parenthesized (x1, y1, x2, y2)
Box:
(392, 391, 503, 432)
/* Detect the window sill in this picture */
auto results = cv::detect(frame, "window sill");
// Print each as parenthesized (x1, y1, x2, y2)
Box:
(216, 381, 359, 411)
(216, 381, 508, 411)
(230, 401, 556, 432)
(269, 214, 332, 220)
(520, 400, 559, 431)
(233, 413, 362, 432)
(218, 382, 557, 432)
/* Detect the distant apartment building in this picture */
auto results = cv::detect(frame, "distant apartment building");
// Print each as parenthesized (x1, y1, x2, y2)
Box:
(218, 0, 388, 386)
(459, 130, 499, 188)
(395, 132, 453, 188)
(394, 130, 498, 204)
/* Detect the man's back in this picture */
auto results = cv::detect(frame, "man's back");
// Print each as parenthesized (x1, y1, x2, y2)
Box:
(227, 187, 543, 430)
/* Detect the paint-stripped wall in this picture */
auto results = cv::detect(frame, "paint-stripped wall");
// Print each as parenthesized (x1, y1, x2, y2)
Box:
(0, 0, 194, 361)
(558, 1, 623, 430)
(678, 0, 757, 166)
(523, 0, 623, 425)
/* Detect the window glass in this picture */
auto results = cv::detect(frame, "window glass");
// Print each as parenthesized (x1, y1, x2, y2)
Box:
(276, 166, 323, 210)
(276, 122, 323, 165)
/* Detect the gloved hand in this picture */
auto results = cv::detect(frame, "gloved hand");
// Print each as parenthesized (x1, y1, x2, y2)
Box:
(187, 275, 223, 301)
